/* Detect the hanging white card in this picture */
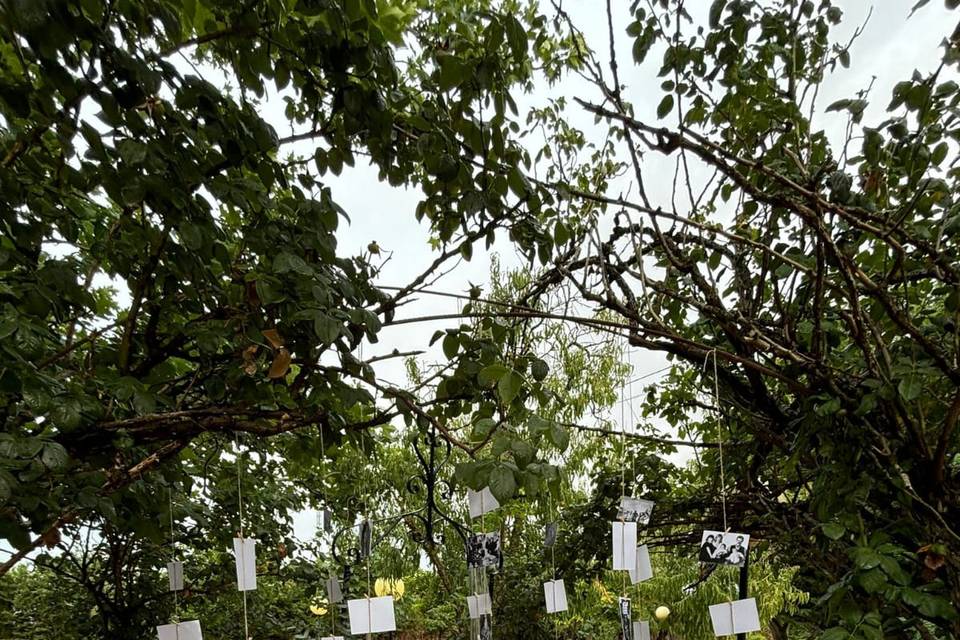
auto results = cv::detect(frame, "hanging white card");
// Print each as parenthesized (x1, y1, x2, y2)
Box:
(347, 596, 396, 634)
(156, 620, 203, 640)
(466, 593, 492, 619)
(319, 637, 344, 640)
(629, 544, 653, 584)
(232, 537, 257, 591)
(326, 575, 343, 603)
(468, 487, 500, 519)
(167, 560, 184, 591)
(543, 579, 568, 614)
(633, 621, 651, 640)
(611, 522, 637, 570)
(709, 598, 761, 636)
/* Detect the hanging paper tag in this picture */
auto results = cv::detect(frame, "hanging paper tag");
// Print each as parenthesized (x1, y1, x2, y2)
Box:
(709, 598, 760, 636)
(633, 620, 651, 640)
(628, 544, 653, 584)
(156, 620, 203, 640)
(466, 593, 492, 619)
(478, 614, 492, 640)
(232, 537, 257, 591)
(167, 560, 184, 591)
(347, 596, 396, 634)
(323, 508, 333, 533)
(543, 579, 568, 613)
(326, 575, 343, 604)
(611, 522, 637, 570)
(467, 487, 500, 519)
(466, 532, 501, 568)
(319, 637, 345, 640)
(618, 597, 633, 640)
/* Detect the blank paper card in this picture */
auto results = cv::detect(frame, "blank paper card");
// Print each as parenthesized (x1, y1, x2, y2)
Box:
(232, 537, 257, 591)
(543, 579, 568, 613)
(611, 522, 638, 570)
(156, 620, 203, 640)
(348, 596, 397, 634)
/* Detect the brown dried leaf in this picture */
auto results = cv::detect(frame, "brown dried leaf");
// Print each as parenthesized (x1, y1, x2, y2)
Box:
(242, 345, 259, 376)
(262, 328, 284, 349)
(923, 553, 946, 571)
(41, 527, 61, 549)
(267, 347, 291, 379)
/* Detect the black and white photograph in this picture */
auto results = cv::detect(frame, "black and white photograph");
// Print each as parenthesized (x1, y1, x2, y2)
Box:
(544, 522, 558, 548)
(478, 614, 492, 640)
(698, 530, 750, 567)
(617, 496, 655, 525)
(359, 520, 373, 558)
(467, 532, 502, 568)
(619, 596, 633, 640)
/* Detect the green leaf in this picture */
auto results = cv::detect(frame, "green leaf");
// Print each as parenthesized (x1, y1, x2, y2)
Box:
(656, 94, 674, 119)
(314, 313, 341, 344)
(531, 358, 549, 381)
(898, 376, 922, 401)
(488, 465, 517, 502)
(497, 370, 523, 404)
(822, 523, 845, 540)
(547, 422, 569, 452)
(478, 364, 510, 388)
(442, 333, 459, 359)
(708, 0, 727, 27)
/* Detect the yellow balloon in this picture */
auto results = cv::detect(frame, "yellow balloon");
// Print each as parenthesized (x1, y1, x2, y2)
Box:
(375, 578, 388, 597)
(655, 606, 671, 620)
(393, 578, 405, 600)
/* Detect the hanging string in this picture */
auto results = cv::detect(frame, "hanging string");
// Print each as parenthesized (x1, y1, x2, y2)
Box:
(358, 342, 374, 637)
(618, 339, 628, 595)
(548, 490, 559, 640)
(169, 487, 180, 624)
(702, 350, 728, 532)
(235, 433, 250, 640)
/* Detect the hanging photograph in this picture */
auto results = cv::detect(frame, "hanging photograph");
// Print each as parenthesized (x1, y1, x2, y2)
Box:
(543, 579, 568, 614)
(468, 487, 500, 519)
(709, 597, 761, 636)
(628, 544, 653, 584)
(611, 521, 638, 570)
(633, 620, 651, 640)
(325, 575, 343, 604)
(156, 620, 203, 640)
(467, 532, 501, 568)
(359, 520, 373, 558)
(466, 593, 492, 619)
(478, 614, 493, 640)
(167, 560, 184, 591)
(347, 595, 397, 634)
(317, 508, 333, 533)
(617, 496, 655, 525)
(544, 522, 558, 548)
(232, 537, 257, 591)
(698, 531, 750, 567)
(618, 596, 633, 640)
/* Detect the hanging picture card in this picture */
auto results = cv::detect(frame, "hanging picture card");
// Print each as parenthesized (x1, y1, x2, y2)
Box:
(347, 596, 397, 634)
(478, 614, 492, 640)
(617, 496, 655, 526)
(633, 620, 651, 640)
(699, 531, 751, 567)
(466, 593, 492, 619)
(611, 521, 638, 570)
(629, 544, 653, 584)
(326, 575, 343, 604)
(232, 537, 257, 591)
(467, 532, 501, 568)
(167, 560, 184, 591)
(709, 598, 761, 636)
(156, 620, 203, 640)
(544, 522, 558, 548)
(320, 637, 345, 640)
(359, 520, 372, 558)
(543, 579, 568, 614)
(468, 487, 500, 519)
(317, 508, 333, 533)
(618, 597, 633, 640)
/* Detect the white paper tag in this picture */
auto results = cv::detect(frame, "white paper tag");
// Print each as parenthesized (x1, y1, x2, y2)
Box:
(319, 637, 345, 640)
(629, 544, 653, 584)
(543, 579, 568, 613)
(156, 620, 203, 640)
(167, 560, 184, 591)
(468, 487, 500, 519)
(709, 598, 761, 636)
(611, 521, 638, 570)
(466, 593, 492, 619)
(633, 620, 651, 640)
(347, 596, 397, 634)
(232, 537, 257, 591)
(326, 575, 343, 603)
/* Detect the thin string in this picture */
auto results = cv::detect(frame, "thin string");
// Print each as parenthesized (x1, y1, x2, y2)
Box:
(319, 428, 336, 637)
(359, 343, 373, 638)
(169, 487, 180, 623)
(703, 350, 728, 531)
(235, 433, 250, 640)
(619, 339, 627, 595)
